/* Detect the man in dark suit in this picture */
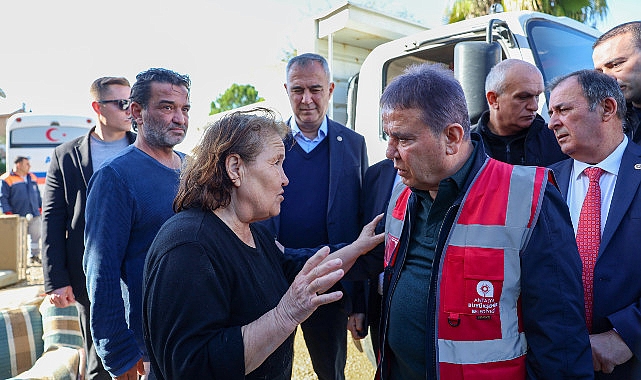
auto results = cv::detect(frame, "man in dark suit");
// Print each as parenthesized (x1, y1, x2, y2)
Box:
(260, 53, 367, 380)
(348, 158, 397, 358)
(42, 76, 135, 380)
(548, 69, 641, 378)
(593, 21, 641, 145)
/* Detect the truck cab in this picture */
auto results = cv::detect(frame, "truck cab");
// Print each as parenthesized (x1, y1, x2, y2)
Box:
(352, 11, 601, 163)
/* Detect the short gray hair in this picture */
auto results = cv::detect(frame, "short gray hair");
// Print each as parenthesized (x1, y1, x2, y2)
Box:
(484, 59, 541, 95)
(547, 69, 626, 121)
(285, 53, 331, 82)
(380, 63, 470, 137)
(594, 21, 641, 50)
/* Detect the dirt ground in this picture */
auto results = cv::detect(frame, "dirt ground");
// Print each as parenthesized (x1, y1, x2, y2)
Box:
(11, 262, 377, 379)
(292, 327, 376, 379)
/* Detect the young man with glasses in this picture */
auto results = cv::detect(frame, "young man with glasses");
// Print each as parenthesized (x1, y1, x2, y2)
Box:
(42, 76, 135, 380)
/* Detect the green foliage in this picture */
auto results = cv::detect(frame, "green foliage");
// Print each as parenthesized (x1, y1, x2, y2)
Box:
(281, 47, 298, 63)
(446, 0, 608, 25)
(209, 84, 265, 115)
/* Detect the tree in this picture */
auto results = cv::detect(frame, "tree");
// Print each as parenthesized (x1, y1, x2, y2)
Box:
(447, 0, 608, 26)
(209, 84, 265, 115)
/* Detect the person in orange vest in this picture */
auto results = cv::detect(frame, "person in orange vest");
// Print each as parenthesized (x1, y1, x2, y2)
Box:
(375, 63, 593, 379)
(1, 156, 42, 265)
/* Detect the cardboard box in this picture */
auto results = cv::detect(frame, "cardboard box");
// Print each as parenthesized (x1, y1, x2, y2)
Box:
(0, 215, 28, 282)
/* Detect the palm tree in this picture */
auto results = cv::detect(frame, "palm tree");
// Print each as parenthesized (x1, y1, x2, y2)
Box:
(447, 0, 608, 26)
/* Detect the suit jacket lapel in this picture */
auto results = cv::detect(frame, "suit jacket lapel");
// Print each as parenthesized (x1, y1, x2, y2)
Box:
(381, 161, 397, 196)
(552, 159, 573, 199)
(75, 129, 94, 189)
(601, 143, 641, 253)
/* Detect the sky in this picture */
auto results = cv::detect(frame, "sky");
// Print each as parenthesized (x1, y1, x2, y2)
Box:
(1, 0, 639, 150)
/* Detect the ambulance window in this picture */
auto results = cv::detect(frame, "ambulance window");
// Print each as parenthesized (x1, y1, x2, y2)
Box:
(10, 126, 89, 148)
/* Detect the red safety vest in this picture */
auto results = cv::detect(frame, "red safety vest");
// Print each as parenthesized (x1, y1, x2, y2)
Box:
(384, 158, 549, 379)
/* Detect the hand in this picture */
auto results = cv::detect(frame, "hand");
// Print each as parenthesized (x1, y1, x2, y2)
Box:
(348, 313, 366, 340)
(275, 247, 344, 328)
(590, 329, 633, 373)
(48, 286, 75, 308)
(352, 214, 385, 255)
(114, 358, 145, 380)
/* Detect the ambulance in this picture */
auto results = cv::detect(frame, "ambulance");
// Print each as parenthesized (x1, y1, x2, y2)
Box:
(4, 114, 94, 195)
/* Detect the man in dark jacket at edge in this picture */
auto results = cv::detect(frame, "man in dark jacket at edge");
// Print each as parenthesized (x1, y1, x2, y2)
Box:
(471, 59, 567, 166)
(42, 76, 135, 379)
(593, 21, 641, 145)
(375, 63, 593, 379)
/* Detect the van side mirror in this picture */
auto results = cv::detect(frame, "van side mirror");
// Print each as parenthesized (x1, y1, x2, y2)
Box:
(454, 41, 502, 124)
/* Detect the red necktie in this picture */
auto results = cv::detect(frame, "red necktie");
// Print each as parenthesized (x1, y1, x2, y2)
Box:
(576, 167, 604, 332)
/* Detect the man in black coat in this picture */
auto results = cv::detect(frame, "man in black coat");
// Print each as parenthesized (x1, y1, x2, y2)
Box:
(593, 21, 641, 145)
(471, 59, 567, 166)
(42, 76, 135, 380)
(348, 158, 398, 359)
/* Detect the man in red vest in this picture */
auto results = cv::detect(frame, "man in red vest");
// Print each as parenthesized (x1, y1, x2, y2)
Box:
(375, 63, 593, 379)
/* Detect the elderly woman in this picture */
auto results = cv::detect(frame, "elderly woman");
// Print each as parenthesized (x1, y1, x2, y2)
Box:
(143, 108, 382, 379)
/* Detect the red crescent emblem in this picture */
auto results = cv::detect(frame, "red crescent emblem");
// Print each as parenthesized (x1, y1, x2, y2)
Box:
(45, 127, 58, 142)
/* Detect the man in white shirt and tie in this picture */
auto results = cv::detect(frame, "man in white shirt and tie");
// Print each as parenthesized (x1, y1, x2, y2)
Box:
(548, 69, 641, 379)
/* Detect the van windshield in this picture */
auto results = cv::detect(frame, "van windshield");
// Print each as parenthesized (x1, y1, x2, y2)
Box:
(527, 19, 597, 88)
(10, 126, 89, 148)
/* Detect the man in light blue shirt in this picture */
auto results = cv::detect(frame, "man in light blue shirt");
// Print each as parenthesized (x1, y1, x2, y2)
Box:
(259, 53, 368, 380)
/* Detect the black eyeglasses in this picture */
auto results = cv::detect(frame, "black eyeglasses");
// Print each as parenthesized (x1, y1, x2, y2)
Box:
(98, 99, 131, 110)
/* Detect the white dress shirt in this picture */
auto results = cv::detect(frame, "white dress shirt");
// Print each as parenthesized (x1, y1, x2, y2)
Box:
(567, 136, 628, 235)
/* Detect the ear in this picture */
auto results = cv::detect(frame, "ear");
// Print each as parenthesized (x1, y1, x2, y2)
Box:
(600, 96, 617, 122)
(130, 102, 144, 128)
(91, 101, 101, 114)
(486, 91, 499, 109)
(284, 83, 289, 94)
(225, 154, 243, 187)
(443, 123, 465, 156)
(328, 82, 335, 97)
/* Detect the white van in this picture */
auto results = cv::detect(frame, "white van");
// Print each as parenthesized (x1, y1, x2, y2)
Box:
(351, 11, 601, 163)
(4, 114, 94, 194)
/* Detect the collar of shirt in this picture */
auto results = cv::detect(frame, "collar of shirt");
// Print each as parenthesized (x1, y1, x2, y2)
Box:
(568, 136, 628, 234)
(290, 116, 328, 153)
(572, 136, 627, 180)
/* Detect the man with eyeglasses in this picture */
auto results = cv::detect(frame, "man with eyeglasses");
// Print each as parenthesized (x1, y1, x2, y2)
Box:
(42, 76, 135, 380)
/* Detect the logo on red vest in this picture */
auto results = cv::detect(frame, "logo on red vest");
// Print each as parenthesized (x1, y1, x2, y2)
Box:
(476, 280, 494, 297)
(469, 280, 498, 315)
